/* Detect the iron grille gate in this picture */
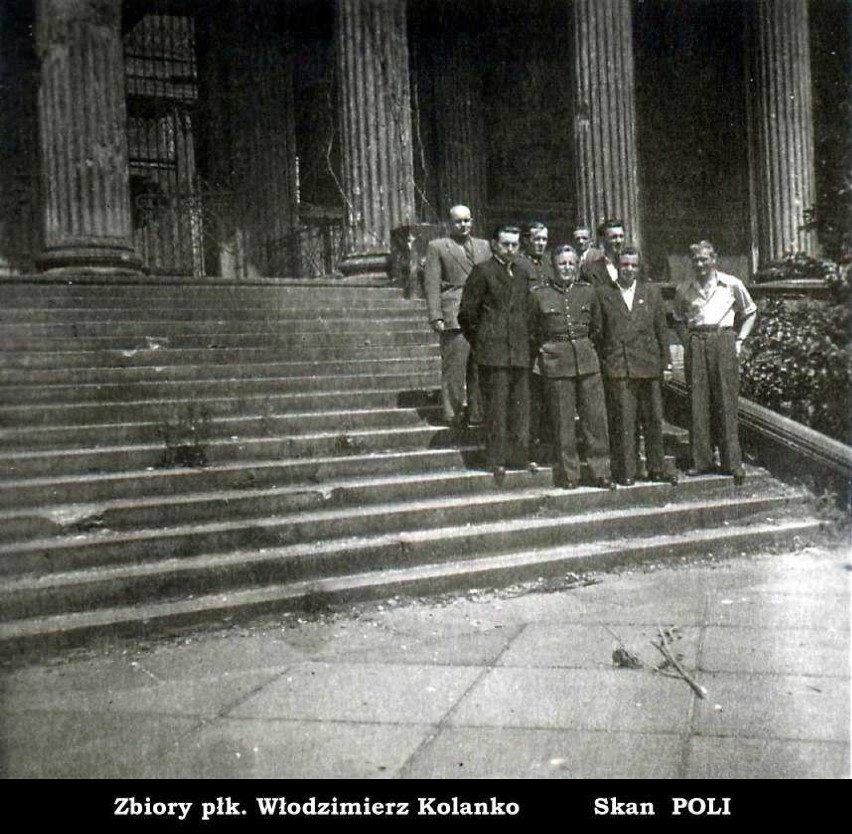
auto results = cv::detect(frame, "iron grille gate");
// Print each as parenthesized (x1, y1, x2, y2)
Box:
(124, 12, 207, 276)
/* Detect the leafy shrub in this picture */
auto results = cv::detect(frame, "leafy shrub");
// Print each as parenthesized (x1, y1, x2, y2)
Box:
(741, 295, 851, 444)
(753, 251, 850, 298)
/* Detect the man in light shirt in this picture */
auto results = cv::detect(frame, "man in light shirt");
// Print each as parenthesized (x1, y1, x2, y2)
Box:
(673, 241, 757, 484)
(596, 247, 674, 486)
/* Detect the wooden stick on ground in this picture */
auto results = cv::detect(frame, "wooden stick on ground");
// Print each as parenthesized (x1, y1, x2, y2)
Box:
(651, 625, 707, 699)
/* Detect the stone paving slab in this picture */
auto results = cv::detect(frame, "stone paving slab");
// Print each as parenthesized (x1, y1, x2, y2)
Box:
(700, 624, 849, 677)
(149, 718, 433, 780)
(399, 726, 685, 779)
(685, 736, 850, 779)
(1, 669, 281, 718)
(447, 667, 694, 733)
(229, 662, 483, 724)
(0, 711, 197, 778)
(276, 619, 520, 667)
(496, 622, 701, 670)
(690, 671, 849, 742)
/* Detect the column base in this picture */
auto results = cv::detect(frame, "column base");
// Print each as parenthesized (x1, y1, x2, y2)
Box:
(37, 245, 143, 275)
(337, 252, 392, 283)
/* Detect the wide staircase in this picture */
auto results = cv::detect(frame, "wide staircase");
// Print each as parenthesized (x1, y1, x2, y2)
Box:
(0, 278, 824, 657)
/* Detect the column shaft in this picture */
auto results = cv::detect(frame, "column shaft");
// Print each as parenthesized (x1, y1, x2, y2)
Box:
(573, 0, 641, 247)
(36, 0, 140, 272)
(434, 35, 487, 221)
(749, 0, 816, 262)
(336, 0, 415, 279)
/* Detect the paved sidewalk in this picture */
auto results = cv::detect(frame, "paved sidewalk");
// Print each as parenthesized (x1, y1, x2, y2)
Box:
(0, 542, 848, 780)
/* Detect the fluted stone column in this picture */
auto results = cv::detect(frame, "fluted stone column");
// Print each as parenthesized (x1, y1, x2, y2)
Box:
(748, 0, 817, 263)
(36, 0, 140, 272)
(336, 0, 415, 280)
(573, 0, 641, 248)
(434, 36, 487, 221)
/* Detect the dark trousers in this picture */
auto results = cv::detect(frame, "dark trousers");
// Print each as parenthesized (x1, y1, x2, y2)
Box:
(686, 329, 742, 472)
(545, 373, 611, 483)
(439, 330, 481, 423)
(528, 371, 553, 453)
(479, 365, 530, 468)
(605, 377, 665, 481)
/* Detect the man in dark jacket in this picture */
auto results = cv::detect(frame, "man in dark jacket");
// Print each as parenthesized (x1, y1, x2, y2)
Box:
(581, 218, 626, 288)
(596, 247, 675, 485)
(458, 225, 535, 477)
(528, 245, 614, 490)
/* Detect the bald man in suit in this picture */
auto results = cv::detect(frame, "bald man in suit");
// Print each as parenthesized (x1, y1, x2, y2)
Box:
(424, 205, 492, 426)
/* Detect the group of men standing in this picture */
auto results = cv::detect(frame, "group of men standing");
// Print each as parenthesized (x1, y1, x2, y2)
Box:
(423, 205, 756, 489)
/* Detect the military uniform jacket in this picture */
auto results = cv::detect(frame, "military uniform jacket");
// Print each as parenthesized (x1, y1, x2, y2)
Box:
(458, 257, 532, 368)
(527, 280, 602, 378)
(423, 236, 492, 329)
(595, 282, 671, 379)
(515, 252, 556, 288)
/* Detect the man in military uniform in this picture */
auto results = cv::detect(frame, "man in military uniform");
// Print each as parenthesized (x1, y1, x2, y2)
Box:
(516, 222, 556, 286)
(528, 245, 615, 490)
(459, 225, 536, 477)
(673, 240, 757, 484)
(596, 247, 675, 486)
(516, 222, 556, 460)
(423, 205, 491, 427)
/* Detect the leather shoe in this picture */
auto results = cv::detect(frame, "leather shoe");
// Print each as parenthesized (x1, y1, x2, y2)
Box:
(647, 471, 678, 485)
(527, 461, 540, 473)
(686, 467, 714, 477)
(594, 477, 617, 491)
(732, 469, 746, 486)
(618, 477, 635, 487)
(491, 465, 507, 478)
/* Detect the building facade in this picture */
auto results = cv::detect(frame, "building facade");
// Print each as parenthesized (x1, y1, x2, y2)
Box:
(0, 0, 846, 281)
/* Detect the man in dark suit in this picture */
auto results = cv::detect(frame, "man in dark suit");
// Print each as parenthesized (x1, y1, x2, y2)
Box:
(458, 225, 536, 477)
(596, 246, 676, 486)
(528, 245, 615, 490)
(580, 218, 626, 288)
(423, 205, 492, 426)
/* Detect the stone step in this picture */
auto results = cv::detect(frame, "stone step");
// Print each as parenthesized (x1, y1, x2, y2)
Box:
(0, 303, 425, 323)
(0, 329, 432, 352)
(0, 405, 445, 452)
(0, 452, 698, 545)
(0, 343, 439, 371)
(0, 316, 431, 340)
(0, 282, 410, 304)
(0, 480, 798, 580)
(1, 517, 821, 658)
(0, 388, 438, 428)
(0, 355, 440, 389)
(0, 424, 461, 479)
(0, 497, 816, 628)
(0, 370, 440, 406)
(0, 447, 479, 511)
